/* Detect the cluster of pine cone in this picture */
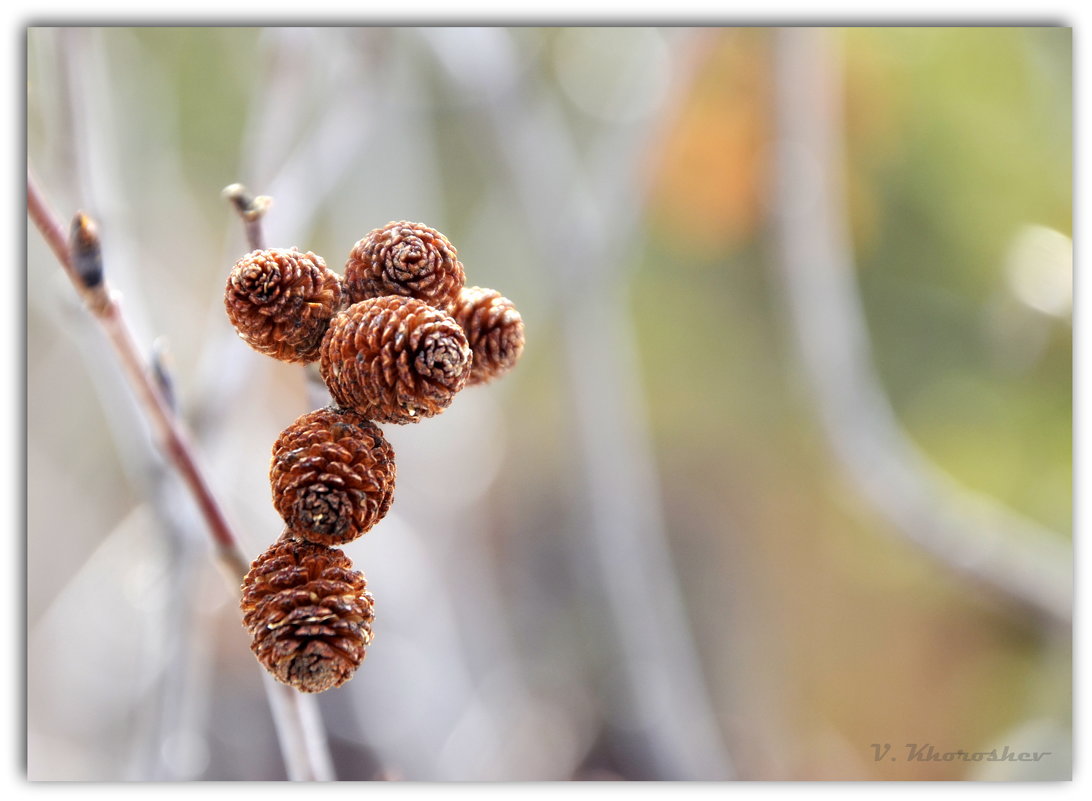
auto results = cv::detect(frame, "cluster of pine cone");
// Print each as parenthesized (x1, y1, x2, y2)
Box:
(226, 221, 524, 693)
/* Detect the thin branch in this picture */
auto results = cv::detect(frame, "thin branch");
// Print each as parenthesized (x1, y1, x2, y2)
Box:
(29, 170, 248, 578)
(769, 28, 1071, 629)
(27, 169, 335, 780)
(261, 675, 336, 781)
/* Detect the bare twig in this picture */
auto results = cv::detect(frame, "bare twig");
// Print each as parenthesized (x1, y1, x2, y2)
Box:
(28, 170, 249, 579)
(769, 28, 1071, 628)
(43, 30, 219, 780)
(27, 169, 335, 780)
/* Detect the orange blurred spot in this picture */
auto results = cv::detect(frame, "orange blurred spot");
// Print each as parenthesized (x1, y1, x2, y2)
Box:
(648, 31, 771, 258)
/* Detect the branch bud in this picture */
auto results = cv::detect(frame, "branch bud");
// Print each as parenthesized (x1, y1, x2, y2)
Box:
(69, 212, 103, 289)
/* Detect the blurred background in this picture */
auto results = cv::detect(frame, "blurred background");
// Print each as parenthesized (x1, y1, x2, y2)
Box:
(26, 27, 1071, 781)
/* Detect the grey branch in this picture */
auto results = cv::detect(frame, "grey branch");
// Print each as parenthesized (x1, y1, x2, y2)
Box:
(769, 28, 1071, 629)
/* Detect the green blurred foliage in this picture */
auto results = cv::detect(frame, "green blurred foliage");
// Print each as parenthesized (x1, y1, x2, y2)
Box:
(128, 28, 262, 194)
(846, 27, 1071, 535)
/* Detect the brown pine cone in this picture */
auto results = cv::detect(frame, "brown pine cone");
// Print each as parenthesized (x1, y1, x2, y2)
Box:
(270, 407, 396, 546)
(320, 296, 472, 424)
(240, 537, 375, 693)
(344, 221, 465, 310)
(448, 286, 525, 386)
(224, 248, 344, 363)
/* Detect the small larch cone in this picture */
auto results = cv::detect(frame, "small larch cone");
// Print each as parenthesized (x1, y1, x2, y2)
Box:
(271, 407, 396, 546)
(320, 296, 472, 424)
(225, 248, 344, 363)
(344, 221, 465, 310)
(240, 537, 375, 693)
(449, 286, 525, 386)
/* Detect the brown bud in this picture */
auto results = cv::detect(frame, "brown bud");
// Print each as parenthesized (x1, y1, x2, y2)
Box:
(448, 286, 525, 386)
(320, 297, 472, 424)
(225, 248, 344, 363)
(344, 221, 465, 310)
(240, 537, 375, 693)
(270, 407, 396, 546)
(69, 212, 104, 289)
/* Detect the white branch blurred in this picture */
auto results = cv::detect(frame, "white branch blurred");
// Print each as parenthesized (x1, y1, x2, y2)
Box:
(770, 28, 1071, 629)
(424, 27, 735, 779)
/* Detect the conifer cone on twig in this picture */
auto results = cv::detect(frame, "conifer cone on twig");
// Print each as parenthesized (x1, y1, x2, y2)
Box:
(344, 221, 465, 310)
(448, 286, 525, 386)
(240, 537, 375, 693)
(270, 406, 396, 546)
(319, 296, 472, 424)
(224, 247, 344, 363)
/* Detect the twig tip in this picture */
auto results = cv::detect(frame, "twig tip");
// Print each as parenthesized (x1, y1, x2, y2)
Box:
(223, 183, 273, 222)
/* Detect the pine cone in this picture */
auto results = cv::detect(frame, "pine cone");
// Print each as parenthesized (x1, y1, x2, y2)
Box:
(225, 248, 344, 363)
(240, 537, 375, 693)
(448, 286, 525, 386)
(344, 221, 465, 310)
(320, 296, 472, 424)
(270, 407, 396, 546)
